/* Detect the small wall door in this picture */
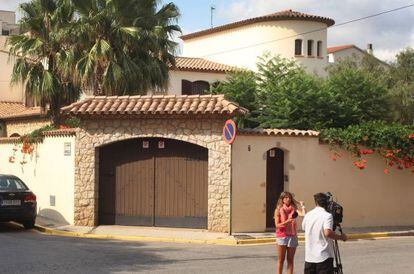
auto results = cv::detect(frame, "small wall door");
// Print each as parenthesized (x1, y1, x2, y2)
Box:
(266, 148, 284, 229)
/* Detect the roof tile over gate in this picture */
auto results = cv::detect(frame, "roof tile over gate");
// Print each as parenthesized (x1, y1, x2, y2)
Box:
(61, 95, 248, 116)
(239, 128, 319, 137)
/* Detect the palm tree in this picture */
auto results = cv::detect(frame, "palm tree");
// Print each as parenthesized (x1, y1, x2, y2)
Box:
(7, 0, 80, 126)
(70, 0, 181, 96)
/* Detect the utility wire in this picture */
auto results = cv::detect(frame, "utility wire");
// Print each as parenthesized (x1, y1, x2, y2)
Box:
(198, 3, 414, 58)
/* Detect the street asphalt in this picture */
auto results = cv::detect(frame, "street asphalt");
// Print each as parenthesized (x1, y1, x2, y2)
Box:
(1, 222, 414, 274)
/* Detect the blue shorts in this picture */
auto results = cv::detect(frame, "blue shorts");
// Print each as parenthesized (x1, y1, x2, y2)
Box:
(276, 236, 298, 248)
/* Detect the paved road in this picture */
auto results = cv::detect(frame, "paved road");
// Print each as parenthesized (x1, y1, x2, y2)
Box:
(1, 222, 414, 274)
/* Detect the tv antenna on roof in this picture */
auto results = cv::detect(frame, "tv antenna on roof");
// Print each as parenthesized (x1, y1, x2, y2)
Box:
(210, 5, 216, 28)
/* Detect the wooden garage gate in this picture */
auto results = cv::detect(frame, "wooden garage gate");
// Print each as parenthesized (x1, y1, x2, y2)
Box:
(99, 138, 208, 229)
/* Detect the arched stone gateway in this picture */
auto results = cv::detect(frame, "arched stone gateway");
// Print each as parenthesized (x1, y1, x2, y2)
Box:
(62, 95, 247, 232)
(99, 138, 208, 229)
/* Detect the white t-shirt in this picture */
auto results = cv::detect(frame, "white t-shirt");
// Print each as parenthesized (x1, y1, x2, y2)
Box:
(302, 206, 334, 263)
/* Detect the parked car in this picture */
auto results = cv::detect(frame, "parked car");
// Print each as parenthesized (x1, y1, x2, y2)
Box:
(0, 175, 37, 229)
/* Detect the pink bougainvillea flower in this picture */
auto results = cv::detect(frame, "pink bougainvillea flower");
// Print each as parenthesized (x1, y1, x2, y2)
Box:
(360, 149, 374, 155)
(409, 133, 414, 139)
(385, 152, 394, 158)
(384, 168, 390, 174)
(353, 160, 366, 170)
(59, 124, 69, 129)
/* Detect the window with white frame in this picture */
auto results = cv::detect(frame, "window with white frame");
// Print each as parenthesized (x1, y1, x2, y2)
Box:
(294, 39, 303, 56)
(317, 41, 323, 57)
(307, 40, 314, 56)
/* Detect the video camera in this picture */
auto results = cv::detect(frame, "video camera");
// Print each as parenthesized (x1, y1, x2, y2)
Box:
(324, 192, 343, 231)
(323, 192, 345, 274)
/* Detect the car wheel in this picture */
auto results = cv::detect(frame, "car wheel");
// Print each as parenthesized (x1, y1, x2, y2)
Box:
(23, 220, 35, 229)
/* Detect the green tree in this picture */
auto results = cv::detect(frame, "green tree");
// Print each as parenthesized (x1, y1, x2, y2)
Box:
(325, 56, 392, 127)
(389, 47, 414, 125)
(70, 0, 181, 95)
(255, 56, 329, 129)
(212, 55, 394, 130)
(211, 70, 258, 128)
(7, 0, 80, 126)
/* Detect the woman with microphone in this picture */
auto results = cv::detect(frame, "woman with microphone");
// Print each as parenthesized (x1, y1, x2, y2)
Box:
(274, 191, 306, 274)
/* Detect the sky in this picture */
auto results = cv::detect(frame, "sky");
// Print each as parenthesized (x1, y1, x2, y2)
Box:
(1, 0, 413, 61)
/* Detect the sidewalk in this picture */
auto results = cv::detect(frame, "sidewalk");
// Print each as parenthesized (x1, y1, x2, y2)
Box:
(35, 216, 414, 246)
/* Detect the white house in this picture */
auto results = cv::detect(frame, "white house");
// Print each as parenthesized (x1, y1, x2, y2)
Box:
(0, 10, 19, 36)
(327, 44, 390, 69)
(180, 9, 335, 77)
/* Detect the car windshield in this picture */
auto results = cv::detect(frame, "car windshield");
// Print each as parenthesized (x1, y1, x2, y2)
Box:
(0, 177, 28, 191)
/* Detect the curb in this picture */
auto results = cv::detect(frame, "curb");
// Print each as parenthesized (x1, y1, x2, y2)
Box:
(235, 232, 414, 245)
(35, 225, 414, 246)
(346, 231, 414, 240)
(235, 236, 305, 245)
(34, 225, 238, 246)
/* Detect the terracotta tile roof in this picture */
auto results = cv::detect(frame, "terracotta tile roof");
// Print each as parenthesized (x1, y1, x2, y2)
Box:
(61, 95, 248, 117)
(42, 128, 77, 137)
(239, 128, 319, 137)
(327, 45, 354, 54)
(0, 102, 43, 120)
(0, 129, 75, 143)
(181, 9, 335, 40)
(171, 57, 237, 73)
(0, 137, 20, 144)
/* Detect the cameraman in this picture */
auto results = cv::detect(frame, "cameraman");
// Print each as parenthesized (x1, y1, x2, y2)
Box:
(302, 193, 347, 274)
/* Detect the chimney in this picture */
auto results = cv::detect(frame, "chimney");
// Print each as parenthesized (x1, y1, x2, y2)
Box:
(367, 43, 373, 55)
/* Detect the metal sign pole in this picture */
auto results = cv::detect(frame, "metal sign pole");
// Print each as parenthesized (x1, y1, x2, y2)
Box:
(222, 119, 237, 236)
(229, 143, 233, 236)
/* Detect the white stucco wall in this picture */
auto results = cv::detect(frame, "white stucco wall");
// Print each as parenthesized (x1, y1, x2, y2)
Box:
(232, 135, 414, 233)
(0, 11, 17, 34)
(0, 11, 15, 25)
(0, 136, 75, 224)
(149, 70, 227, 95)
(328, 48, 365, 63)
(328, 47, 389, 70)
(0, 49, 25, 103)
(183, 20, 328, 76)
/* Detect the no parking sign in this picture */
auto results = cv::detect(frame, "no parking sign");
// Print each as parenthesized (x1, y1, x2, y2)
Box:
(223, 120, 237, 145)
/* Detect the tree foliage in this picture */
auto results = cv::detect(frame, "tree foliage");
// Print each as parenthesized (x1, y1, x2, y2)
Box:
(69, 0, 181, 95)
(324, 56, 392, 127)
(212, 70, 258, 128)
(7, 0, 80, 126)
(212, 54, 392, 130)
(389, 48, 414, 125)
(320, 121, 414, 173)
(255, 56, 328, 129)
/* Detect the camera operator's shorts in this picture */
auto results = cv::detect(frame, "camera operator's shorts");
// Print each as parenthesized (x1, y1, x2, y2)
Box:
(276, 236, 298, 248)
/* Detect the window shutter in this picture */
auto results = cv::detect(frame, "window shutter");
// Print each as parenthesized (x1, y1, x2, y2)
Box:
(192, 81, 210, 95)
(182, 80, 192, 95)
